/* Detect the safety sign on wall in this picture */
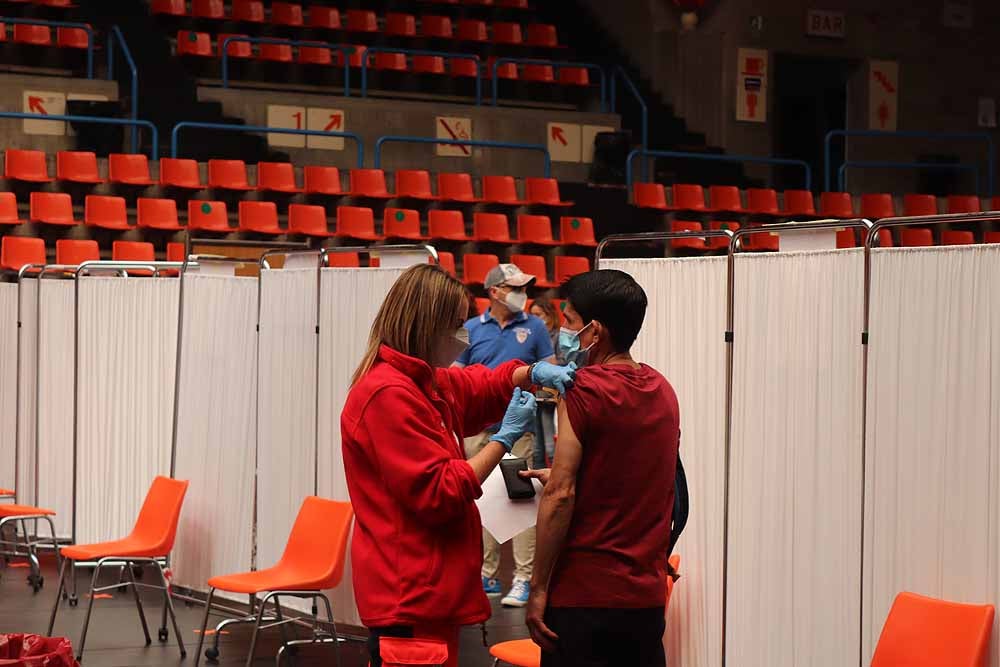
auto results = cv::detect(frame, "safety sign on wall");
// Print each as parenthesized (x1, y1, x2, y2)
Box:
(266, 105, 347, 150)
(306, 108, 345, 150)
(547, 122, 581, 163)
(23, 90, 66, 135)
(736, 48, 768, 123)
(869, 60, 898, 131)
(435, 116, 473, 157)
(582, 125, 615, 164)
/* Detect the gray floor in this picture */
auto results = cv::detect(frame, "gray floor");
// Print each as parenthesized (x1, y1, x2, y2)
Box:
(0, 554, 530, 666)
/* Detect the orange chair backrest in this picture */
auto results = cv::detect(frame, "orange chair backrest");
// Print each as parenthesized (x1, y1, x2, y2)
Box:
(871, 592, 994, 667)
(277, 497, 354, 590)
(129, 476, 190, 555)
(665, 554, 681, 610)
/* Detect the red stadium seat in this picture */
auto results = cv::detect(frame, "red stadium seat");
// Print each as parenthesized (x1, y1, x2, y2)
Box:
(303, 166, 343, 195)
(56, 151, 103, 184)
(0, 193, 22, 225)
(438, 172, 481, 202)
(554, 255, 590, 283)
(218, 33, 252, 58)
(271, 2, 303, 26)
(984, 231, 1000, 244)
(299, 45, 332, 65)
(238, 200, 282, 234)
(257, 162, 301, 193)
(56, 239, 99, 266)
(14, 25, 52, 45)
(991, 197, 1000, 211)
(522, 64, 554, 83)
(428, 210, 470, 241)
(5, 149, 51, 182)
(558, 67, 589, 86)
(350, 169, 391, 198)
(457, 19, 488, 42)
(413, 55, 446, 74)
(208, 159, 252, 190)
(192, 0, 224, 19)
(837, 229, 856, 248)
(259, 43, 293, 63)
(107, 153, 154, 186)
(326, 251, 360, 267)
(346, 9, 377, 32)
(386, 13, 417, 37)
(492, 22, 523, 45)
(160, 157, 205, 190)
(746, 188, 779, 215)
(485, 56, 518, 80)
(30, 192, 77, 226)
(499, 0, 530, 7)
(669, 184, 706, 211)
(860, 193, 895, 219)
(288, 204, 331, 236)
(395, 170, 436, 200)
(112, 241, 155, 262)
(1, 236, 45, 271)
(308, 7, 341, 29)
(874, 229, 894, 247)
(942, 230, 975, 245)
(187, 200, 230, 232)
(474, 297, 490, 315)
(177, 31, 212, 57)
(421, 15, 454, 39)
(436, 251, 456, 277)
(462, 253, 499, 285)
(152, 0, 186, 16)
(742, 224, 779, 252)
(671, 221, 706, 251)
(525, 178, 572, 206)
(510, 254, 554, 288)
(84, 195, 129, 230)
(483, 175, 527, 205)
(56, 26, 91, 49)
(473, 212, 511, 242)
(137, 198, 183, 230)
(900, 228, 933, 247)
(335, 206, 383, 240)
(167, 243, 185, 263)
(632, 183, 668, 209)
(232, 0, 264, 23)
(708, 220, 739, 249)
(902, 194, 937, 217)
(374, 53, 408, 72)
(336, 45, 368, 68)
(780, 189, 816, 216)
(383, 208, 426, 240)
(819, 192, 854, 218)
(707, 185, 745, 213)
(560, 216, 597, 247)
(526, 23, 557, 47)
(517, 214, 558, 245)
(947, 195, 981, 214)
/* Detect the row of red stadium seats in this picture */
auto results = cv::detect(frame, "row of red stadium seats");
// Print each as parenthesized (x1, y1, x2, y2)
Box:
(0, 23, 91, 48)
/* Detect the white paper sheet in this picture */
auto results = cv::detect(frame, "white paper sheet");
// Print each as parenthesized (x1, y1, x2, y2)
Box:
(476, 454, 544, 544)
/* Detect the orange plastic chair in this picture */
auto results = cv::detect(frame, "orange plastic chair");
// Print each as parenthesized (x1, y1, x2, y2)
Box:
(874, 228, 894, 247)
(492, 21, 523, 45)
(860, 193, 896, 220)
(525, 178, 573, 207)
(746, 188, 780, 215)
(256, 162, 301, 193)
(303, 166, 344, 195)
(671, 221, 706, 251)
(871, 592, 994, 667)
(326, 251, 360, 268)
(474, 297, 490, 315)
(160, 157, 204, 189)
(84, 195, 130, 230)
(510, 254, 554, 288)
(819, 192, 854, 218)
(350, 168, 392, 198)
(526, 23, 558, 47)
(30, 192, 78, 226)
(947, 195, 981, 214)
(137, 198, 183, 231)
(385, 12, 417, 37)
(421, 14, 453, 39)
(668, 184, 706, 211)
(457, 18, 488, 41)
(707, 185, 745, 213)
(188, 200, 230, 232)
(632, 183, 668, 210)
(48, 477, 190, 661)
(384, 208, 426, 240)
(0, 192, 23, 225)
(345, 8, 377, 32)
(152, 0, 186, 15)
(436, 251, 456, 277)
(837, 229, 857, 248)
(450, 58, 480, 78)
(192, 0, 224, 18)
(56, 239, 99, 265)
(374, 52, 409, 72)
(428, 210, 470, 241)
(5, 149, 52, 182)
(14, 24, 52, 46)
(438, 172, 482, 202)
(177, 31, 213, 57)
(232, 0, 264, 23)
(308, 6, 340, 29)
(483, 176, 528, 205)
(238, 200, 283, 234)
(108, 153, 155, 186)
(0, 501, 59, 593)
(288, 204, 332, 237)
(462, 253, 499, 285)
(259, 43, 293, 63)
(271, 1, 304, 26)
(903, 194, 937, 217)
(554, 255, 590, 283)
(112, 241, 155, 262)
(742, 224, 779, 252)
(560, 217, 597, 247)
(487, 58, 519, 80)
(1, 236, 46, 272)
(900, 228, 934, 247)
(473, 212, 512, 243)
(523, 64, 555, 83)
(298, 45, 332, 65)
(335, 206, 383, 240)
(208, 159, 253, 191)
(708, 220, 739, 250)
(413, 55, 446, 75)
(194, 497, 354, 667)
(985, 231, 1000, 244)
(517, 214, 559, 245)
(558, 67, 589, 86)
(54, 151, 102, 184)
(395, 170, 437, 200)
(56, 26, 90, 48)
(781, 189, 816, 217)
(942, 230, 975, 245)
(167, 243, 185, 263)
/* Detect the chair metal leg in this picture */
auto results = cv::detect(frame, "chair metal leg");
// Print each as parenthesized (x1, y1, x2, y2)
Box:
(273, 595, 295, 655)
(245, 599, 268, 667)
(319, 593, 341, 667)
(47, 558, 68, 636)
(126, 560, 152, 646)
(154, 561, 186, 658)
(43, 516, 62, 580)
(76, 559, 106, 660)
(194, 587, 215, 667)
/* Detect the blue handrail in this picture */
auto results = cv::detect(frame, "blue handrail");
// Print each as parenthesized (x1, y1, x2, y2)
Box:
(107, 26, 139, 154)
(4, 17, 94, 78)
(362, 46, 482, 105)
(824, 129, 995, 196)
(626, 148, 811, 192)
(170, 121, 364, 165)
(374, 135, 551, 177)
(221, 36, 353, 96)
(491, 58, 606, 112)
(609, 67, 647, 178)
(838, 160, 979, 193)
(0, 111, 157, 157)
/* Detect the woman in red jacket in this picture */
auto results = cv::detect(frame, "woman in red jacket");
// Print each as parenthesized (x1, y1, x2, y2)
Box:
(341, 264, 575, 667)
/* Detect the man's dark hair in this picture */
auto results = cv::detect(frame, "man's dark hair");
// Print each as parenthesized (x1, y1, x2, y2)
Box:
(560, 269, 647, 352)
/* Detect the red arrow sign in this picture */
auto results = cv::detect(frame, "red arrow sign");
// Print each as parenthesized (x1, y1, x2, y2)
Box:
(324, 113, 342, 131)
(28, 96, 47, 115)
(551, 125, 568, 146)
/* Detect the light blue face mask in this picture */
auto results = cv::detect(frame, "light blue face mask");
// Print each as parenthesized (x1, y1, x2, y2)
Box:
(557, 322, 594, 366)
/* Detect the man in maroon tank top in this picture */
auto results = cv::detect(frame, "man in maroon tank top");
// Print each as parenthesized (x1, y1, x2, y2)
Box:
(521, 269, 680, 667)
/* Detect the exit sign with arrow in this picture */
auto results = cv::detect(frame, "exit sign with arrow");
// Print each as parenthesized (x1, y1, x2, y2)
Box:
(22, 90, 66, 135)
(547, 121, 581, 162)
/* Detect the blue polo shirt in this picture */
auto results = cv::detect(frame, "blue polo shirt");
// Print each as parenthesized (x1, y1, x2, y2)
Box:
(457, 309, 554, 369)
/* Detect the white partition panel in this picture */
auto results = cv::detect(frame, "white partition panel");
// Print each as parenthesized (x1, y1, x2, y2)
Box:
(602, 257, 727, 667)
(75, 277, 179, 543)
(172, 274, 257, 598)
(36, 280, 75, 538)
(728, 250, 864, 666)
(15, 279, 37, 505)
(0, 284, 17, 492)
(864, 245, 1000, 665)
(317, 267, 408, 628)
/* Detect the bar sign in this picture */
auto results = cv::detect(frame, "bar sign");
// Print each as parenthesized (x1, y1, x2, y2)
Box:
(806, 10, 846, 38)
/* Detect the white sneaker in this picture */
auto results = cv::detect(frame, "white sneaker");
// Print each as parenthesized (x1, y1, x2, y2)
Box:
(501, 578, 531, 607)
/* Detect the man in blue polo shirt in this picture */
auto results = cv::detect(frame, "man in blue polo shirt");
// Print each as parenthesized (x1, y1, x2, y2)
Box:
(455, 263, 554, 607)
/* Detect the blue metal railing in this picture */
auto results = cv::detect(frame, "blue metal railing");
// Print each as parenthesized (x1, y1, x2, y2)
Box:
(4, 17, 94, 78)
(170, 121, 363, 165)
(838, 160, 979, 194)
(610, 66, 647, 178)
(491, 57, 607, 111)
(0, 111, 158, 157)
(107, 26, 139, 154)
(374, 135, 551, 177)
(626, 148, 811, 192)
(361, 47, 482, 105)
(824, 129, 995, 196)
(221, 36, 353, 96)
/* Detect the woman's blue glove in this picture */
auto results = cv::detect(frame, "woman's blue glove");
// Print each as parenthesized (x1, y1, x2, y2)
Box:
(490, 388, 538, 452)
(531, 361, 577, 395)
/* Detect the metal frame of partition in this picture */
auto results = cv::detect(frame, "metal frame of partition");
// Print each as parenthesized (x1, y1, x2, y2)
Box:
(837, 160, 979, 194)
(491, 57, 607, 111)
(0, 112, 158, 158)
(170, 121, 364, 166)
(374, 134, 551, 176)
(360, 46, 482, 105)
(626, 148, 812, 194)
(221, 36, 354, 94)
(3, 17, 95, 78)
(13, 264, 46, 507)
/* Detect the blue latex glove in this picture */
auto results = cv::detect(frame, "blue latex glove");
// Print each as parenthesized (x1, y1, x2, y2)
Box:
(490, 388, 538, 452)
(531, 361, 578, 395)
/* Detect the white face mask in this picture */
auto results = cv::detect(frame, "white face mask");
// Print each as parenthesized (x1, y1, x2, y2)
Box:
(433, 328, 469, 367)
(504, 289, 528, 313)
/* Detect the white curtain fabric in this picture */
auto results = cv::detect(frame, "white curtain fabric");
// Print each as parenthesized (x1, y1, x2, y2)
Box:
(0, 284, 17, 492)
(172, 274, 257, 598)
(317, 267, 408, 628)
(15, 279, 37, 506)
(35, 280, 75, 538)
(75, 277, 179, 544)
(863, 245, 1000, 665)
(602, 257, 727, 667)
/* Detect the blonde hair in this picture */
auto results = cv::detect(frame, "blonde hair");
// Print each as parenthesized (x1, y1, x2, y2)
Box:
(351, 264, 468, 384)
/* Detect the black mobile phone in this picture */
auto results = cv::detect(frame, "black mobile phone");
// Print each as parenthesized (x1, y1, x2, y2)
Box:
(499, 458, 535, 500)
